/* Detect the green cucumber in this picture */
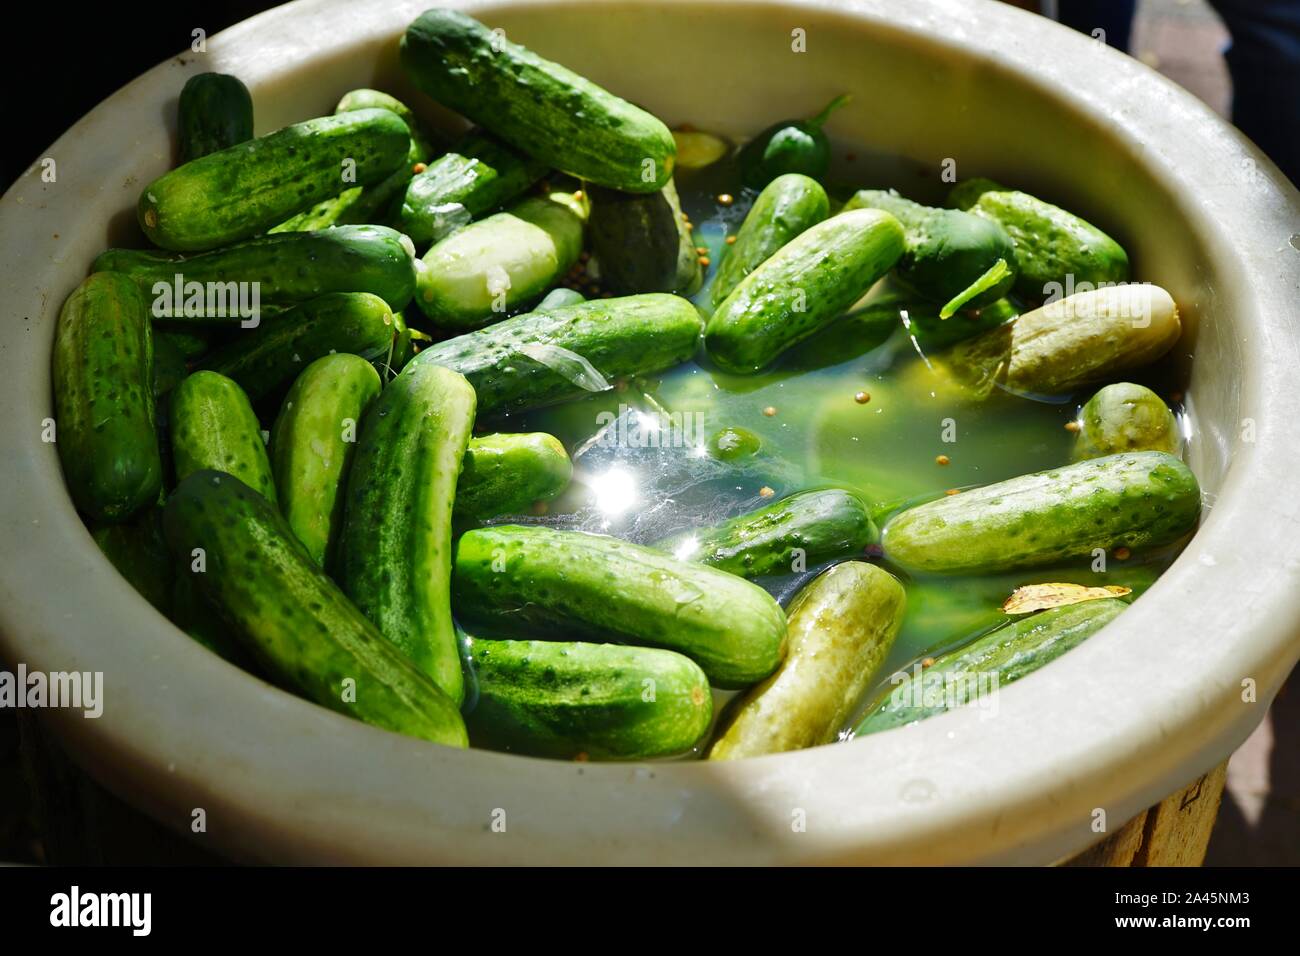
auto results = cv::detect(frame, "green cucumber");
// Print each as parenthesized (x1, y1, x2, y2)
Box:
(853, 599, 1126, 736)
(881, 451, 1201, 574)
(151, 332, 189, 399)
(163, 470, 468, 746)
(52, 272, 163, 523)
(452, 525, 788, 688)
(705, 208, 905, 373)
(94, 225, 418, 319)
(1073, 383, 1180, 460)
(334, 88, 439, 163)
(198, 292, 395, 403)
(453, 432, 572, 523)
(710, 562, 905, 758)
(383, 310, 432, 378)
(949, 177, 1130, 299)
(169, 371, 276, 503)
(177, 73, 253, 163)
(843, 189, 1017, 316)
(656, 488, 876, 578)
(269, 354, 382, 568)
(400, 9, 676, 192)
(170, 571, 256, 667)
(339, 363, 476, 703)
(415, 191, 586, 331)
(139, 108, 411, 251)
(409, 293, 703, 417)
(588, 179, 701, 296)
(157, 326, 216, 360)
(710, 173, 829, 308)
(464, 637, 712, 759)
(537, 288, 586, 310)
(91, 507, 172, 615)
(398, 131, 548, 245)
(737, 93, 851, 187)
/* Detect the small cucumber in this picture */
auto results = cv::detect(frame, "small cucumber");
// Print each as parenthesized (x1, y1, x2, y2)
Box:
(853, 599, 1126, 736)
(737, 94, 850, 187)
(339, 364, 477, 703)
(269, 354, 382, 568)
(198, 292, 395, 402)
(588, 179, 701, 296)
(705, 208, 905, 373)
(843, 189, 1017, 316)
(52, 272, 163, 523)
(94, 225, 418, 319)
(464, 637, 712, 759)
(657, 488, 876, 578)
(710, 562, 905, 758)
(452, 525, 788, 688)
(163, 470, 468, 747)
(169, 371, 276, 503)
(882, 451, 1201, 574)
(710, 173, 829, 308)
(401, 9, 676, 192)
(536, 288, 585, 310)
(91, 507, 172, 615)
(949, 177, 1130, 299)
(453, 432, 572, 524)
(177, 73, 253, 163)
(409, 293, 703, 417)
(139, 108, 411, 251)
(1073, 382, 1181, 460)
(334, 88, 440, 163)
(415, 191, 586, 331)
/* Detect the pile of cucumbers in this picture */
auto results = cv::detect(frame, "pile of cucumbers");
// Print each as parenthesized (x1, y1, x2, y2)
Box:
(54, 8, 1202, 762)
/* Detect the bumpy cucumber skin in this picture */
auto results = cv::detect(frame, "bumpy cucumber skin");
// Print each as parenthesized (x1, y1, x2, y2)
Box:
(94, 225, 418, 318)
(657, 488, 877, 578)
(199, 292, 395, 402)
(710, 562, 905, 759)
(854, 599, 1126, 736)
(269, 354, 382, 568)
(711, 173, 829, 308)
(139, 108, 411, 251)
(409, 293, 704, 416)
(163, 471, 468, 746)
(588, 179, 701, 296)
(882, 452, 1201, 574)
(150, 332, 189, 399)
(52, 272, 162, 523)
(465, 637, 712, 759)
(454, 432, 572, 523)
(1073, 382, 1180, 460)
(949, 178, 1130, 298)
(334, 88, 440, 161)
(452, 526, 788, 688)
(177, 73, 253, 163)
(339, 364, 476, 703)
(705, 209, 905, 373)
(92, 507, 173, 615)
(170, 371, 276, 503)
(401, 9, 675, 192)
(170, 571, 258, 667)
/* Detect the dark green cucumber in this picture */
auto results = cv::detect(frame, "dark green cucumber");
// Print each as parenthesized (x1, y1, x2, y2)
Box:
(409, 293, 703, 417)
(465, 636, 712, 759)
(339, 364, 476, 703)
(452, 525, 788, 688)
(844, 188, 1017, 316)
(710, 173, 829, 308)
(170, 570, 256, 666)
(269, 354, 382, 568)
(401, 9, 675, 192)
(948, 177, 1130, 299)
(657, 488, 876, 578)
(853, 599, 1126, 736)
(94, 225, 417, 319)
(91, 507, 172, 615)
(157, 326, 216, 359)
(52, 272, 162, 523)
(151, 331, 189, 399)
(334, 88, 439, 163)
(453, 432, 572, 523)
(398, 131, 548, 245)
(710, 562, 905, 758)
(737, 94, 850, 188)
(705, 208, 905, 373)
(198, 292, 395, 402)
(139, 108, 411, 251)
(163, 470, 468, 746)
(169, 371, 275, 503)
(1073, 382, 1180, 460)
(415, 191, 586, 331)
(177, 73, 253, 163)
(588, 179, 701, 296)
(882, 452, 1201, 574)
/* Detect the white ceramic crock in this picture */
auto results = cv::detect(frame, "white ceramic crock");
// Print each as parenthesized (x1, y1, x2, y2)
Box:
(2, 0, 1299, 864)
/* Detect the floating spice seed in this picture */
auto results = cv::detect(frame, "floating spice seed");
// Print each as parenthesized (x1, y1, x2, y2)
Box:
(717, 193, 734, 206)
(854, 391, 870, 404)
(922, 658, 935, 668)
(762, 406, 777, 417)
(1114, 546, 1131, 560)
(1064, 420, 1081, 433)
(936, 454, 950, 466)
(944, 489, 960, 496)
(698, 256, 711, 267)
(759, 486, 775, 498)
(412, 162, 427, 174)
(725, 235, 737, 245)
